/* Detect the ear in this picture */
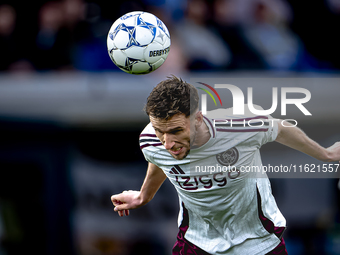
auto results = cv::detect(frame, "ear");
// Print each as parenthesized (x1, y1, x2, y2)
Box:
(195, 111, 204, 127)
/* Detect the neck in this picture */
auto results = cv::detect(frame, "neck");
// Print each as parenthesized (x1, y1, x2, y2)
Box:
(191, 120, 211, 149)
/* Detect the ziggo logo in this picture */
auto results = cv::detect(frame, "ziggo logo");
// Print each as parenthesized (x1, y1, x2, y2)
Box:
(197, 82, 312, 116)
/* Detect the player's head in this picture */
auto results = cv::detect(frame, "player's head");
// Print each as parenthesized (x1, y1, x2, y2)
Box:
(145, 75, 202, 160)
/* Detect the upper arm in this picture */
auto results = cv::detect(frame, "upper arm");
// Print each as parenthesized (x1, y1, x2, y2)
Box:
(274, 120, 296, 144)
(143, 162, 167, 192)
(274, 119, 284, 143)
(139, 162, 167, 204)
(147, 162, 167, 180)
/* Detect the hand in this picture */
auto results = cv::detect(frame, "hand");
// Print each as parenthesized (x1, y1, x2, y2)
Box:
(111, 190, 143, 217)
(326, 141, 340, 162)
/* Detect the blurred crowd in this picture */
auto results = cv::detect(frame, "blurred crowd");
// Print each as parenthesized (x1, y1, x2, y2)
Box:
(0, 0, 340, 73)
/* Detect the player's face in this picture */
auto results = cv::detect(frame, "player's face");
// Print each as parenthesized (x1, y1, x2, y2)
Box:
(150, 113, 196, 160)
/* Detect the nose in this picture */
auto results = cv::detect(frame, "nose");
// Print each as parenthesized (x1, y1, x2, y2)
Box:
(163, 133, 175, 150)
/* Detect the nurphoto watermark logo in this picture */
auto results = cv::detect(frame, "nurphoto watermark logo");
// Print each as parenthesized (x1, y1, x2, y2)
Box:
(188, 77, 339, 179)
(197, 82, 312, 126)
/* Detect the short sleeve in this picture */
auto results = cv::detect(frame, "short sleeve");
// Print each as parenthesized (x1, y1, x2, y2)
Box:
(259, 118, 279, 146)
(141, 147, 154, 163)
(139, 122, 161, 164)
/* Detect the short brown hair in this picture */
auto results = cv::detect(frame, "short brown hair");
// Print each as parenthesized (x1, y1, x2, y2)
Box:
(145, 75, 199, 120)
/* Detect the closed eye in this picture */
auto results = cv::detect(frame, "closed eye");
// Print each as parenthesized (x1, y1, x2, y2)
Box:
(155, 129, 163, 135)
(171, 129, 182, 134)
(153, 126, 183, 135)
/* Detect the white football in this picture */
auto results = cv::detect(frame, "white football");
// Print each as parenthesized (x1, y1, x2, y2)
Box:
(107, 11, 171, 75)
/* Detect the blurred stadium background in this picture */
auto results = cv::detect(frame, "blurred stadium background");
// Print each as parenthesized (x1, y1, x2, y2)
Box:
(0, 0, 340, 254)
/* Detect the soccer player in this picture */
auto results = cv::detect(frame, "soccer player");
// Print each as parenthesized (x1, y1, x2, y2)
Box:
(111, 76, 340, 255)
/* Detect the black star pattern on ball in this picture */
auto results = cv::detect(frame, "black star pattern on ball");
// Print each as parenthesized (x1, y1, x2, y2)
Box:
(122, 57, 152, 74)
(124, 57, 141, 72)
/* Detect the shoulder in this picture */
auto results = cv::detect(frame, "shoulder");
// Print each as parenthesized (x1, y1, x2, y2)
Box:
(139, 122, 163, 151)
(214, 115, 272, 134)
(139, 123, 178, 166)
(205, 106, 273, 134)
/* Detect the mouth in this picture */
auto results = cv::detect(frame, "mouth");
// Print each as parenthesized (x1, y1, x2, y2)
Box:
(170, 147, 183, 155)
